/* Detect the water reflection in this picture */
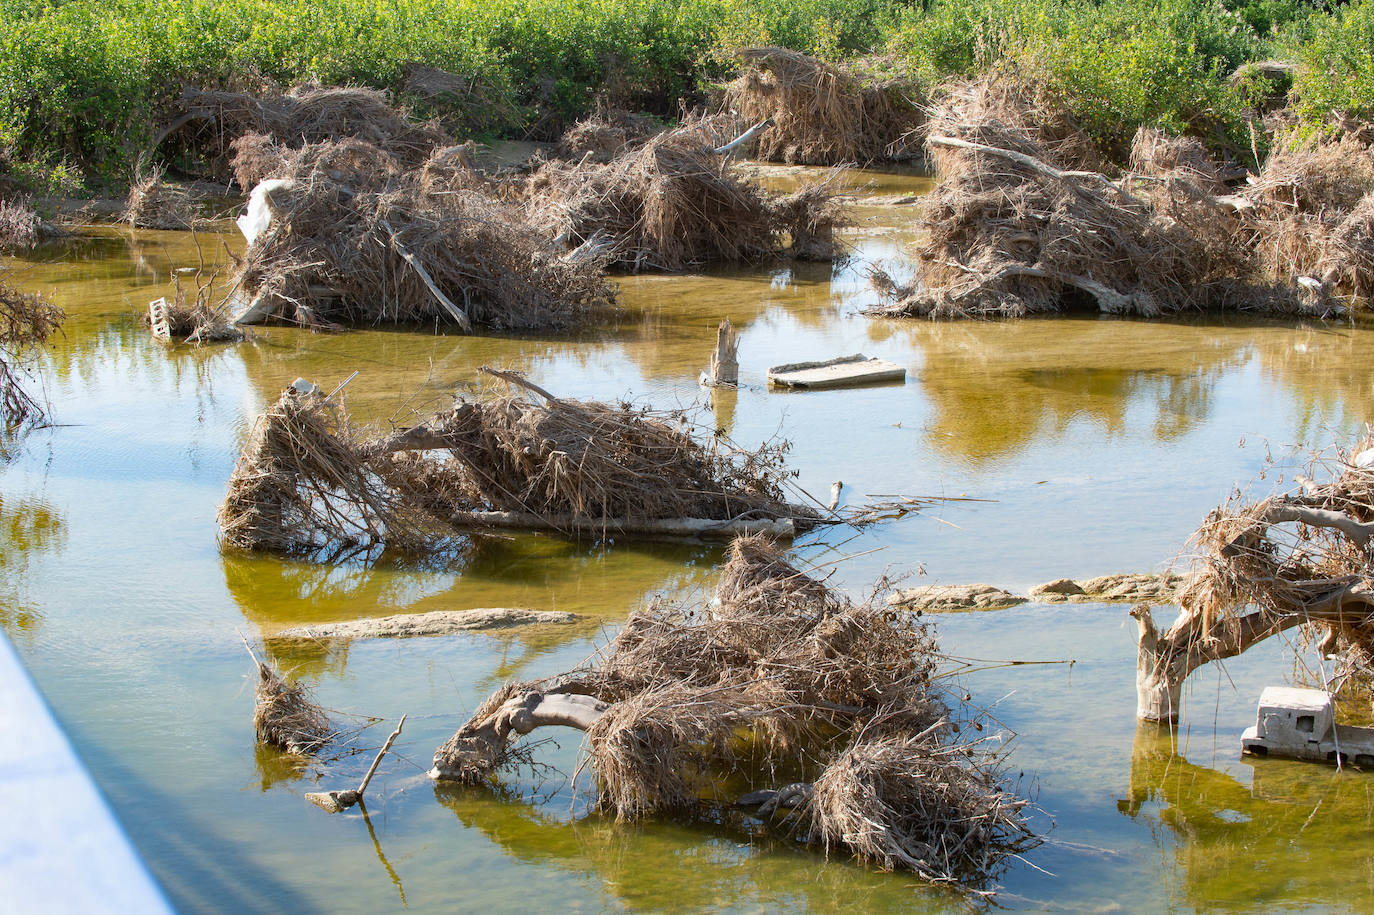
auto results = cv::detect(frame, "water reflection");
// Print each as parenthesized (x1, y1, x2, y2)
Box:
(1120, 725, 1374, 910)
(433, 782, 962, 913)
(0, 493, 65, 644)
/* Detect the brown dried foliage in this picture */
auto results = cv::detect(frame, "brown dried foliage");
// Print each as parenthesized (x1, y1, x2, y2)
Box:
(125, 166, 196, 230)
(167, 83, 449, 184)
(0, 281, 62, 431)
(528, 124, 842, 270)
(435, 536, 1036, 888)
(869, 77, 1301, 319)
(231, 139, 615, 330)
(0, 197, 41, 254)
(253, 659, 334, 755)
(720, 48, 923, 165)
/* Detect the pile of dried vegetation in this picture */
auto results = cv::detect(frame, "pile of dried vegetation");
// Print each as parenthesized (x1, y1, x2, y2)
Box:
(867, 77, 1297, 319)
(431, 535, 1038, 890)
(0, 279, 62, 430)
(529, 123, 842, 270)
(554, 108, 665, 163)
(229, 139, 616, 330)
(125, 165, 196, 230)
(1240, 129, 1374, 311)
(0, 197, 41, 253)
(720, 48, 923, 165)
(1133, 434, 1374, 722)
(253, 656, 336, 756)
(160, 83, 449, 184)
(219, 369, 820, 559)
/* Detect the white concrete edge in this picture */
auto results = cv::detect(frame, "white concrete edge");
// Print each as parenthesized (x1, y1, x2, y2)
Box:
(0, 632, 174, 914)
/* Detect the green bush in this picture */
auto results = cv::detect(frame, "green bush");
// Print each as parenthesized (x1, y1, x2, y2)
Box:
(1293, 0, 1374, 127)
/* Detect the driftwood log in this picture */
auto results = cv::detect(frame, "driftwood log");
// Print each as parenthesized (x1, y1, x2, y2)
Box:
(1133, 443, 1374, 721)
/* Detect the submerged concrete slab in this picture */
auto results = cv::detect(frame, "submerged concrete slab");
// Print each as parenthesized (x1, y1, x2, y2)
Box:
(767, 354, 906, 390)
(1241, 686, 1374, 766)
(0, 634, 172, 914)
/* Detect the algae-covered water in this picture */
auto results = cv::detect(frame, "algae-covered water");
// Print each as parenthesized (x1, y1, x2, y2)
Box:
(4, 165, 1374, 912)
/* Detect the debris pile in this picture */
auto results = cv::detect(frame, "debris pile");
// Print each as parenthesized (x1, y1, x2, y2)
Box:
(253, 657, 336, 756)
(869, 78, 1275, 319)
(1133, 436, 1374, 721)
(125, 167, 197, 230)
(0, 197, 41, 253)
(219, 370, 820, 558)
(555, 109, 664, 163)
(161, 83, 449, 184)
(430, 535, 1038, 888)
(721, 48, 922, 165)
(529, 125, 842, 270)
(230, 140, 616, 330)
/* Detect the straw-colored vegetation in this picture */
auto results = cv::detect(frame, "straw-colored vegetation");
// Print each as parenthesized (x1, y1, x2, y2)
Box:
(218, 370, 819, 558)
(432, 535, 1037, 889)
(1134, 435, 1374, 721)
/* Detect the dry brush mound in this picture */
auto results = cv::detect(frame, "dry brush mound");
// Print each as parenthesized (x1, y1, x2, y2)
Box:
(720, 48, 923, 166)
(431, 535, 1038, 890)
(218, 370, 821, 559)
(229, 139, 615, 331)
(869, 78, 1307, 319)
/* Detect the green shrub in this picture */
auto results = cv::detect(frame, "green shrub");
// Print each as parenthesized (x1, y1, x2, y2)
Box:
(1294, 0, 1374, 128)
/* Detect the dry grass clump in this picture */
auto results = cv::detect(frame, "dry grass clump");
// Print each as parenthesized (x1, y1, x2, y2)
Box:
(164, 83, 449, 184)
(433, 535, 1036, 889)
(1129, 127, 1229, 194)
(218, 384, 444, 559)
(0, 197, 41, 254)
(720, 48, 923, 165)
(399, 63, 520, 136)
(1242, 130, 1374, 309)
(219, 372, 815, 556)
(253, 658, 334, 755)
(125, 167, 196, 230)
(146, 288, 242, 345)
(0, 280, 62, 430)
(869, 77, 1294, 319)
(231, 139, 615, 330)
(556, 110, 664, 163)
(528, 125, 842, 270)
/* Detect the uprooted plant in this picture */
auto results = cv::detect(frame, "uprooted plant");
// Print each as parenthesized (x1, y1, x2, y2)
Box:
(218, 369, 823, 560)
(0, 279, 63, 431)
(430, 534, 1039, 890)
(1133, 434, 1374, 721)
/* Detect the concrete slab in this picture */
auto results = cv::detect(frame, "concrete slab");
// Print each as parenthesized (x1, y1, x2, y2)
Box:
(767, 354, 906, 390)
(0, 633, 172, 914)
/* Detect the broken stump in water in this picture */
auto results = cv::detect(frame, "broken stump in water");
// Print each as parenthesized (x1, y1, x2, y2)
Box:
(703, 318, 739, 387)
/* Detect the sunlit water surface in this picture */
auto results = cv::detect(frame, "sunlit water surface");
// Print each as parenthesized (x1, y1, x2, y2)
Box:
(3, 164, 1373, 912)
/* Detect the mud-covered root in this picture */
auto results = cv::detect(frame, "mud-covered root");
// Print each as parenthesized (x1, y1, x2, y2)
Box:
(231, 139, 616, 330)
(528, 124, 842, 271)
(804, 732, 1036, 884)
(253, 658, 335, 755)
(160, 83, 449, 184)
(720, 47, 923, 165)
(0, 280, 63, 431)
(126, 165, 196, 230)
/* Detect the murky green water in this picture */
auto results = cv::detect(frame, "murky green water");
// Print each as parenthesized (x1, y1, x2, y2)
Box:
(4, 168, 1374, 912)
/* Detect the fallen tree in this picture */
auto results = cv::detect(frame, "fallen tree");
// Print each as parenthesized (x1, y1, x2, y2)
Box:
(719, 48, 923, 165)
(1133, 436, 1374, 721)
(430, 535, 1038, 889)
(228, 139, 616, 330)
(218, 369, 823, 558)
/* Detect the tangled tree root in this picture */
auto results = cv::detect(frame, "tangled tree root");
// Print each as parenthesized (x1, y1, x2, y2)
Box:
(720, 48, 923, 165)
(229, 139, 616, 331)
(0, 280, 63, 430)
(218, 369, 822, 558)
(869, 78, 1312, 319)
(529, 123, 843, 270)
(431, 535, 1038, 890)
(1134, 434, 1374, 721)
(158, 83, 449, 184)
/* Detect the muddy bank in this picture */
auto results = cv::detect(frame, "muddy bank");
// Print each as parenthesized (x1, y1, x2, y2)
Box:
(274, 608, 579, 641)
(890, 573, 1183, 611)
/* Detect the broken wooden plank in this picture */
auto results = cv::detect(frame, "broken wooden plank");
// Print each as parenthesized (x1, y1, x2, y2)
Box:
(767, 354, 906, 390)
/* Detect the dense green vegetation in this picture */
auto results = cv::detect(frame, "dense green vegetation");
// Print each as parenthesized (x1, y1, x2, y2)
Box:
(0, 0, 1366, 186)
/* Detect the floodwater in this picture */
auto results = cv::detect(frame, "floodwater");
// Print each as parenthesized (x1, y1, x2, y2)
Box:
(3, 162, 1374, 912)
